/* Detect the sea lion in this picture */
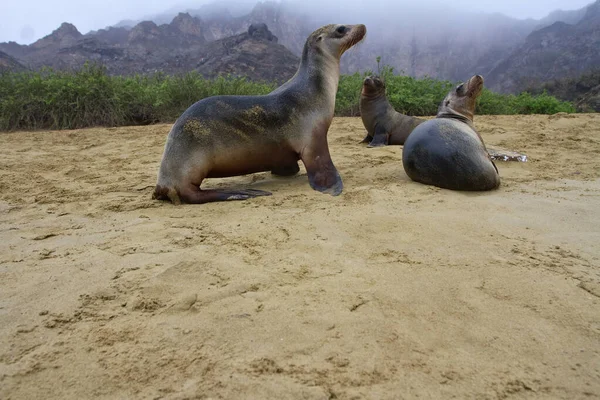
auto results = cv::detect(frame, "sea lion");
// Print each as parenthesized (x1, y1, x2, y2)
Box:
(359, 76, 424, 147)
(402, 75, 500, 191)
(153, 24, 367, 204)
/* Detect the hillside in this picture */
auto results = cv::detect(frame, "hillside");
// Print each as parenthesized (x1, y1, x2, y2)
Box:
(0, 14, 298, 82)
(535, 6, 589, 29)
(0, 50, 26, 72)
(527, 69, 600, 112)
(193, 23, 298, 82)
(0, 0, 598, 91)
(0, 2, 541, 82)
(177, 1, 540, 81)
(487, 0, 600, 93)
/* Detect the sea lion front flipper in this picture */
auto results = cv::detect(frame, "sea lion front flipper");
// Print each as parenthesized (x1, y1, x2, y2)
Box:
(301, 131, 343, 196)
(491, 159, 499, 174)
(359, 134, 372, 144)
(367, 124, 389, 148)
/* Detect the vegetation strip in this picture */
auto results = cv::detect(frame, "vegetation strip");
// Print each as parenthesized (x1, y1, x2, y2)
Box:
(0, 64, 575, 132)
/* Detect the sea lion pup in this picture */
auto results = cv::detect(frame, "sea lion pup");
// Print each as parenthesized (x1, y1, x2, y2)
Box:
(153, 24, 367, 204)
(359, 76, 424, 147)
(402, 75, 500, 191)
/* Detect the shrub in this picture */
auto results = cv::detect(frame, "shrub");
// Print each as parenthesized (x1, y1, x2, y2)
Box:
(0, 63, 576, 132)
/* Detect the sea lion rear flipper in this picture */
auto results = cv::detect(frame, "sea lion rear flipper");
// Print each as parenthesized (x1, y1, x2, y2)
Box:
(177, 186, 271, 204)
(217, 189, 272, 201)
(367, 125, 389, 148)
(359, 134, 372, 144)
(301, 132, 343, 196)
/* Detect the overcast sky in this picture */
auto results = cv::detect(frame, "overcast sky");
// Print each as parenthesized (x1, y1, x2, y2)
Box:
(0, 0, 593, 44)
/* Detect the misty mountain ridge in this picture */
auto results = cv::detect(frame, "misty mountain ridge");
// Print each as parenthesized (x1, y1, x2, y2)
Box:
(0, 13, 298, 82)
(0, 50, 26, 72)
(1, 0, 599, 96)
(486, 0, 600, 93)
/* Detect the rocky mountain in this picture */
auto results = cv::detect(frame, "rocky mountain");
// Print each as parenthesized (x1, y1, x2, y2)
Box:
(174, 2, 539, 81)
(535, 6, 589, 29)
(527, 69, 600, 112)
(487, 0, 600, 93)
(103, 1, 543, 81)
(115, 1, 256, 28)
(193, 23, 298, 82)
(0, 22, 119, 72)
(1, 0, 599, 94)
(576, 84, 600, 111)
(0, 50, 26, 72)
(110, 0, 600, 84)
(0, 14, 298, 82)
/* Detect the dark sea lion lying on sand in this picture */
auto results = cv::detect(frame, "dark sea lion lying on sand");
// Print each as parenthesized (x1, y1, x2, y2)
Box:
(402, 75, 501, 191)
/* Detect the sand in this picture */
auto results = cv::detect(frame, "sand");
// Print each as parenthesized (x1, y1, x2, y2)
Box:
(1, 114, 599, 399)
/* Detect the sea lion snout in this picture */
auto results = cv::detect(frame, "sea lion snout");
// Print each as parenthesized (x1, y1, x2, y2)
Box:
(340, 24, 367, 52)
(347, 24, 367, 42)
(362, 76, 375, 94)
(361, 75, 385, 96)
(363, 75, 383, 87)
(309, 24, 366, 58)
(467, 75, 484, 96)
(342, 24, 366, 39)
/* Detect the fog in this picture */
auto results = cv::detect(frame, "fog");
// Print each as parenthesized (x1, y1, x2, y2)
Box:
(0, 0, 593, 44)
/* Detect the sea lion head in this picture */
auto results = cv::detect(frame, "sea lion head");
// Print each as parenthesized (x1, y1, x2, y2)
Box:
(361, 75, 386, 97)
(305, 24, 367, 60)
(438, 75, 484, 122)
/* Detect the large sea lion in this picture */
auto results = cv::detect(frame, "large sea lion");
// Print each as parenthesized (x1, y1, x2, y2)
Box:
(359, 76, 424, 147)
(402, 75, 500, 191)
(153, 24, 367, 204)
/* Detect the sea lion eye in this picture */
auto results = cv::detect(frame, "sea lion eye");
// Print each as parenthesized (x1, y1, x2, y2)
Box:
(456, 84, 464, 93)
(336, 26, 347, 35)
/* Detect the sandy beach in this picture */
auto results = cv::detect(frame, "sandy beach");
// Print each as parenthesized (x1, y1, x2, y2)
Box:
(1, 114, 599, 399)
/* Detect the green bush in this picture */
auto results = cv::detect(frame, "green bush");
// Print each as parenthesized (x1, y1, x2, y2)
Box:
(335, 66, 454, 116)
(510, 92, 576, 114)
(335, 66, 575, 117)
(0, 64, 275, 131)
(0, 63, 576, 132)
(0, 65, 128, 130)
(475, 89, 515, 115)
